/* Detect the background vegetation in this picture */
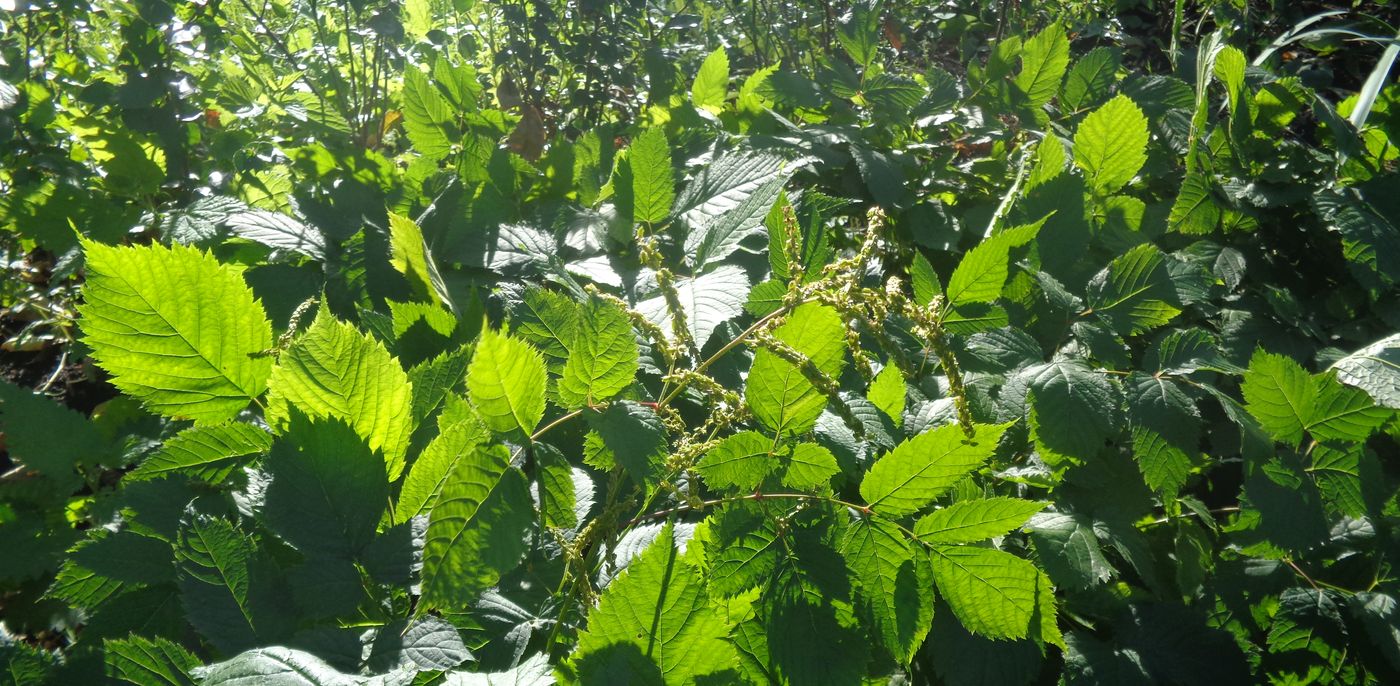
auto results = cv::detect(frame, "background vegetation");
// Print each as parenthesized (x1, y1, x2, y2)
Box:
(2, 0, 1399, 683)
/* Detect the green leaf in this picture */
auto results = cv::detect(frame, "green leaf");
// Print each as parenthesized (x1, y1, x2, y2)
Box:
(1126, 371, 1199, 486)
(512, 285, 580, 371)
(573, 523, 738, 684)
(104, 635, 199, 686)
(1062, 46, 1120, 113)
(1307, 373, 1391, 442)
(535, 442, 578, 529)
(1241, 350, 1315, 446)
(629, 128, 674, 226)
(929, 545, 1039, 640)
(175, 516, 261, 653)
(695, 431, 777, 492)
(1168, 168, 1220, 235)
(403, 67, 454, 159)
(195, 647, 357, 686)
(706, 504, 783, 596)
(267, 309, 413, 480)
(766, 576, 868, 686)
(1331, 333, 1400, 409)
(587, 401, 668, 486)
(691, 46, 730, 113)
(0, 379, 111, 479)
(910, 252, 941, 305)
(913, 497, 1047, 545)
(782, 442, 840, 490)
(1072, 94, 1149, 194)
(129, 422, 272, 483)
(842, 517, 934, 663)
(637, 265, 751, 350)
(1350, 593, 1400, 672)
(1026, 512, 1113, 590)
(746, 302, 847, 437)
(264, 413, 387, 559)
(860, 422, 1011, 516)
(559, 298, 639, 408)
(388, 211, 453, 310)
(679, 151, 794, 269)
(1086, 244, 1182, 335)
(467, 328, 547, 436)
(868, 363, 905, 427)
(78, 241, 273, 424)
(408, 345, 472, 424)
(419, 437, 532, 611)
(1014, 21, 1070, 107)
(1014, 360, 1122, 463)
(946, 221, 1042, 306)
(51, 530, 175, 608)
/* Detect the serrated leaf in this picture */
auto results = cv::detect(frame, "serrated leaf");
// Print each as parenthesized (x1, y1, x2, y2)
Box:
(419, 441, 532, 611)
(678, 151, 794, 269)
(78, 241, 273, 424)
(403, 67, 454, 159)
(637, 265, 750, 350)
(559, 298, 638, 408)
(129, 422, 271, 483)
(1062, 46, 1120, 113)
(534, 442, 578, 529)
(388, 211, 453, 310)
(408, 345, 472, 423)
(929, 545, 1039, 640)
(267, 309, 413, 480)
(467, 329, 547, 436)
(1073, 94, 1149, 194)
(695, 431, 777, 492)
(1026, 512, 1113, 591)
(910, 252, 941, 305)
(765, 575, 868, 686)
(860, 422, 1011, 516)
(782, 442, 839, 490)
(706, 504, 782, 596)
(0, 379, 111, 479)
(1307, 373, 1391, 442)
(104, 634, 199, 686)
(842, 517, 933, 663)
(512, 286, 579, 371)
(385, 616, 474, 671)
(175, 516, 261, 653)
(691, 47, 729, 113)
(868, 363, 905, 427)
(196, 647, 358, 686)
(1330, 333, 1400, 409)
(629, 128, 674, 225)
(1015, 21, 1070, 107)
(1168, 169, 1220, 235)
(1125, 373, 1199, 494)
(1241, 350, 1315, 446)
(1086, 244, 1181, 335)
(1014, 360, 1122, 462)
(914, 498, 1047, 545)
(587, 401, 668, 486)
(224, 206, 326, 260)
(264, 413, 387, 559)
(746, 302, 847, 436)
(573, 523, 737, 684)
(946, 221, 1042, 306)
(1145, 327, 1242, 374)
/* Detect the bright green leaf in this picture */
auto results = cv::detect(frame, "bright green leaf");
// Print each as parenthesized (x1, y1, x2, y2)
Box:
(1073, 94, 1149, 194)
(860, 422, 1011, 516)
(467, 329, 547, 436)
(78, 241, 273, 424)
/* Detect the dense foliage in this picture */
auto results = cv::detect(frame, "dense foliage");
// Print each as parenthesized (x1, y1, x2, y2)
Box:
(2, 0, 1400, 683)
